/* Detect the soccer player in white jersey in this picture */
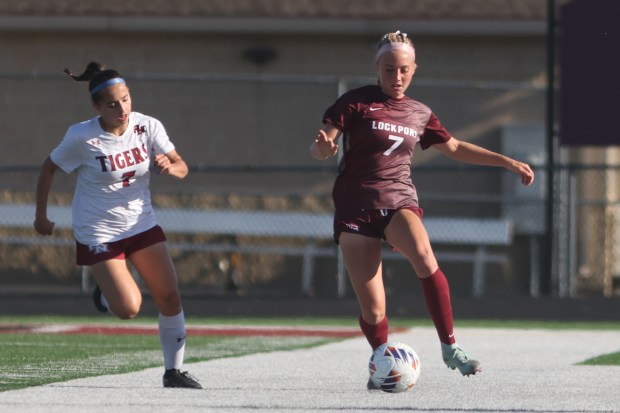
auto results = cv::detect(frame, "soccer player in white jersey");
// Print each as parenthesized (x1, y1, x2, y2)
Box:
(34, 62, 202, 389)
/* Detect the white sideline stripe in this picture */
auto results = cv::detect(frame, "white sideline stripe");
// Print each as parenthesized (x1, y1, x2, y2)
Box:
(31, 324, 78, 334)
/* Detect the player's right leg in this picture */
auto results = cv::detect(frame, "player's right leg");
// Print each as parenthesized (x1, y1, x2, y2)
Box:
(338, 232, 386, 390)
(339, 232, 387, 344)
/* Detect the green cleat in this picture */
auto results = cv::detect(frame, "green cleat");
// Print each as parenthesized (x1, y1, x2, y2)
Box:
(442, 345, 481, 376)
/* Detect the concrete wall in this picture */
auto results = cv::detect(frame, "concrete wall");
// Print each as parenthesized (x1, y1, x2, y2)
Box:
(0, 30, 546, 167)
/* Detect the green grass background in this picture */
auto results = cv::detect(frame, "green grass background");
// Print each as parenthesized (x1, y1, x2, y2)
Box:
(0, 316, 618, 392)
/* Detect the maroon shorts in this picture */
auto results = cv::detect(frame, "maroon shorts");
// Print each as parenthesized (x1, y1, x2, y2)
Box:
(333, 206, 423, 244)
(75, 225, 167, 266)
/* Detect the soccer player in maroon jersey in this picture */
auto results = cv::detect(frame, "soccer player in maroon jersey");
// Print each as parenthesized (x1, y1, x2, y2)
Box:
(311, 31, 534, 384)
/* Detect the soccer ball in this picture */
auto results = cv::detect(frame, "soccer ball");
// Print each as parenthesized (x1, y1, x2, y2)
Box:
(368, 342, 421, 393)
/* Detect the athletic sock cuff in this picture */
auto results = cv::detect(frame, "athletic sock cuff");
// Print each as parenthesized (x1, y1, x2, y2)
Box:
(158, 309, 185, 328)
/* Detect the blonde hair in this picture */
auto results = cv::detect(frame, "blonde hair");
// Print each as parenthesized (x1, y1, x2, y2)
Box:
(375, 31, 415, 62)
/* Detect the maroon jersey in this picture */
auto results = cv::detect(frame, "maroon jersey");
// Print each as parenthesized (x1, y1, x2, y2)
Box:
(323, 85, 451, 211)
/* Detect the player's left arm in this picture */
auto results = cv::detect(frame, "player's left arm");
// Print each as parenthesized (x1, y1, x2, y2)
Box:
(154, 150, 188, 179)
(434, 137, 534, 186)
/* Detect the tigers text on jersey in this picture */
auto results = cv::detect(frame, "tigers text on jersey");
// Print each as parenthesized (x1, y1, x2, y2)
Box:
(322, 85, 451, 212)
(50, 112, 175, 246)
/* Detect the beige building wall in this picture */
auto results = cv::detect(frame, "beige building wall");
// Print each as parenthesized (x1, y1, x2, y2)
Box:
(0, 30, 546, 167)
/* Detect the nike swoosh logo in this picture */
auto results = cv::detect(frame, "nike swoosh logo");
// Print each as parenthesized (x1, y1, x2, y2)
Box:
(369, 107, 383, 111)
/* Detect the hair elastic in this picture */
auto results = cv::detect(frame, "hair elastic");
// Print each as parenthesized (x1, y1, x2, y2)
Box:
(90, 77, 126, 95)
(375, 42, 415, 62)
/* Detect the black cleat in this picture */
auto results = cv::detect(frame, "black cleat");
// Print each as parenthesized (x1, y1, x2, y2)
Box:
(163, 369, 203, 389)
(92, 284, 108, 313)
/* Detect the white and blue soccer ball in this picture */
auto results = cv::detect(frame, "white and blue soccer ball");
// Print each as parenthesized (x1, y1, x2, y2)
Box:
(368, 342, 421, 393)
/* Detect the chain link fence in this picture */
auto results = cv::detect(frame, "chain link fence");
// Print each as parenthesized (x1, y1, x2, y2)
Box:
(0, 72, 617, 298)
(554, 164, 620, 298)
(0, 163, 617, 298)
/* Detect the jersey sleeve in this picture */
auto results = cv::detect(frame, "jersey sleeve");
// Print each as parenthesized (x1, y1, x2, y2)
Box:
(419, 112, 452, 150)
(150, 118, 175, 155)
(50, 127, 84, 173)
(322, 90, 358, 132)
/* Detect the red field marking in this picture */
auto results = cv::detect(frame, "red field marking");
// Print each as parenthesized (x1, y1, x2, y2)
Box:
(0, 325, 37, 334)
(66, 325, 365, 338)
(0, 323, 408, 338)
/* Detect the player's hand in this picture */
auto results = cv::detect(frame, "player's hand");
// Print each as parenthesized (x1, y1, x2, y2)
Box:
(314, 129, 339, 160)
(33, 217, 55, 236)
(153, 154, 171, 175)
(509, 161, 535, 186)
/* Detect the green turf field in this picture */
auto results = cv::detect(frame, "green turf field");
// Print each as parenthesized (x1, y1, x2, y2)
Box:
(0, 329, 336, 392)
(1, 316, 618, 392)
(580, 351, 620, 365)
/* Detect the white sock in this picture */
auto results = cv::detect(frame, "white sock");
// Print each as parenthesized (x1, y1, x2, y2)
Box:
(158, 310, 186, 370)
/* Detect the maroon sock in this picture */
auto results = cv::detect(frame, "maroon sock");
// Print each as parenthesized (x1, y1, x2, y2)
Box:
(358, 315, 389, 350)
(420, 268, 456, 345)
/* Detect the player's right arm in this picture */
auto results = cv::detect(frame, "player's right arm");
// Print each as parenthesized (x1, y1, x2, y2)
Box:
(310, 123, 341, 160)
(33, 156, 59, 236)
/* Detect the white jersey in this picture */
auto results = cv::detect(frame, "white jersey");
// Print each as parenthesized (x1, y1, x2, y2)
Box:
(50, 112, 175, 246)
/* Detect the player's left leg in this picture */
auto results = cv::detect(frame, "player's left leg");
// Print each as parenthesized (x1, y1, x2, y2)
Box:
(129, 241, 202, 389)
(90, 259, 142, 319)
(385, 209, 481, 376)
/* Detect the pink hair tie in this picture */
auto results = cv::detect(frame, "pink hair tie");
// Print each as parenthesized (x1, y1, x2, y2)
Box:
(375, 42, 415, 62)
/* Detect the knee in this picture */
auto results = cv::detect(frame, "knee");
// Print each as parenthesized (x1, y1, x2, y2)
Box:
(410, 249, 438, 279)
(154, 290, 182, 315)
(113, 296, 142, 320)
(116, 310, 138, 320)
(361, 308, 386, 325)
